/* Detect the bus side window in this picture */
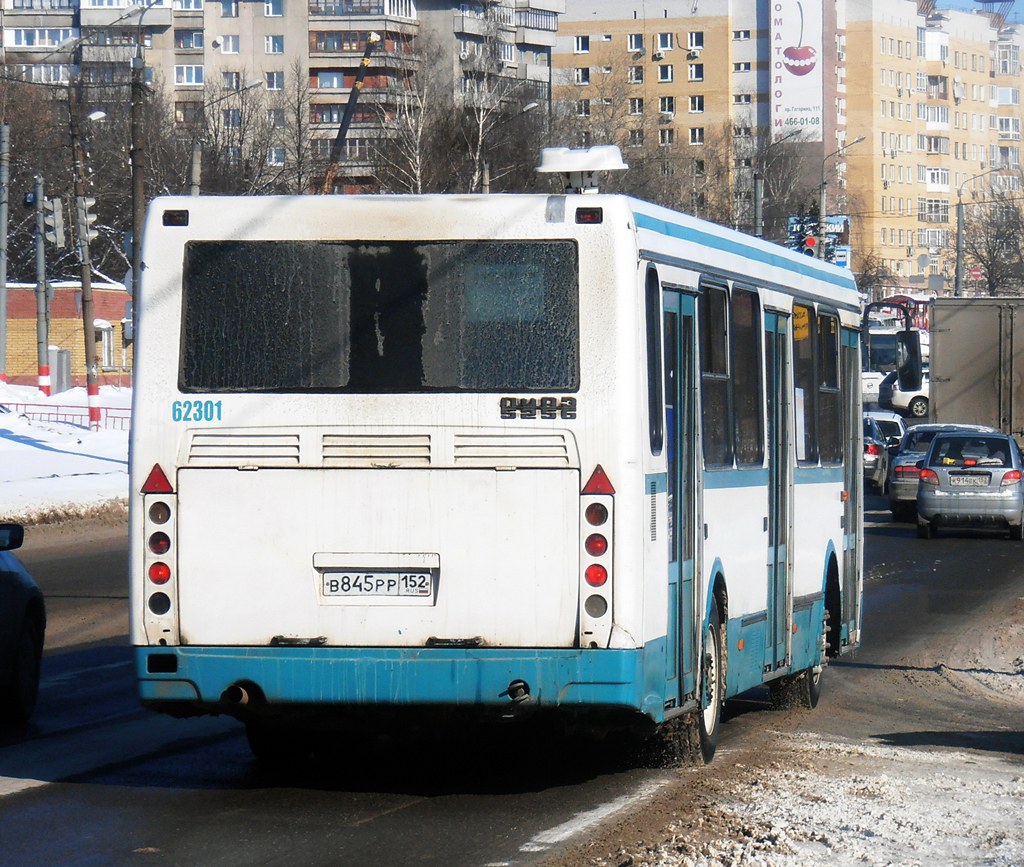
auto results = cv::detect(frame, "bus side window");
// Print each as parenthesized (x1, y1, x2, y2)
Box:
(646, 267, 664, 456)
(732, 288, 764, 466)
(793, 303, 818, 464)
(817, 313, 842, 465)
(700, 284, 733, 467)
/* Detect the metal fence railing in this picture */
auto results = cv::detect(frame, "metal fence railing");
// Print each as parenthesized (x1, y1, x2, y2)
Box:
(3, 402, 132, 431)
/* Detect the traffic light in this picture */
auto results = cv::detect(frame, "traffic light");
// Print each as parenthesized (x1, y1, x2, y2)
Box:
(76, 196, 98, 244)
(42, 197, 65, 249)
(801, 236, 818, 255)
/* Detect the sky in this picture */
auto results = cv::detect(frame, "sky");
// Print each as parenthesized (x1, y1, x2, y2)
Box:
(0, 382, 130, 523)
(940, 0, 1024, 21)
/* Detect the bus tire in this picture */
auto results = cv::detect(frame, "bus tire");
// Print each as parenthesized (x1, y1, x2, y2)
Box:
(698, 598, 723, 764)
(770, 667, 822, 710)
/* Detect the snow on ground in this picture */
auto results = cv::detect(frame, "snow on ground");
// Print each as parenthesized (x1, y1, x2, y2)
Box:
(0, 382, 130, 524)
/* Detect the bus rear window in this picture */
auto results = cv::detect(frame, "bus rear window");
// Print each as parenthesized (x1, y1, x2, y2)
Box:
(180, 240, 579, 393)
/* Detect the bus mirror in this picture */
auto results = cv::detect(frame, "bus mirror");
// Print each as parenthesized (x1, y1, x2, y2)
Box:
(896, 330, 922, 393)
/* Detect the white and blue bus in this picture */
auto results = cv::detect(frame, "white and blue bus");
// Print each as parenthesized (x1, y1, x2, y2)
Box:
(130, 147, 873, 761)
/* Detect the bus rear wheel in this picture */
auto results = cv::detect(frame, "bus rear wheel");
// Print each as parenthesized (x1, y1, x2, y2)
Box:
(698, 598, 723, 764)
(769, 667, 822, 710)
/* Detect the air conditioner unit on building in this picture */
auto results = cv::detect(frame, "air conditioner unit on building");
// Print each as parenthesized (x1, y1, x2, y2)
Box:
(907, 246, 914, 256)
(653, 51, 664, 60)
(883, 180, 890, 189)
(688, 48, 702, 58)
(897, 87, 903, 96)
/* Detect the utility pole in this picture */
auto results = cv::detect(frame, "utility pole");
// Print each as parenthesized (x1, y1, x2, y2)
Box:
(69, 83, 101, 430)
(130, 49, 145, 299)
(753, 172, 764, 238)
(0, 124, 9, 383)
(33, 175, 49, 395)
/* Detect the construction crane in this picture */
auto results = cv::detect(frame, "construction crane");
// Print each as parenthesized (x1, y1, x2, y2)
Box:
(320, 31, 381, 194)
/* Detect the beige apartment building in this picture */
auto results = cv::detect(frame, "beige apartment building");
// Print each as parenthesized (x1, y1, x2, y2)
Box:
(554, 0, 1024, 297)
(0, 0, 562, 191)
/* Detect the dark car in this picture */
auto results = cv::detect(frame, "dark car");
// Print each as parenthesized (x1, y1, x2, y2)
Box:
(887, 422, 999, 522)
(0, 523, 45, 724)
(863, 416, 891, 492)
(917, 432, 1024, 539)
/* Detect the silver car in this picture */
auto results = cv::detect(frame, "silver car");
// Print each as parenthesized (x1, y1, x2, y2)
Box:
(917, 432, 1024, 539)
(888, 422, 999, 522)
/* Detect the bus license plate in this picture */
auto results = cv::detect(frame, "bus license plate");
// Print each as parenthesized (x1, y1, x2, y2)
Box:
(322, 572, 432, 598)
(950, 474, 988, 487)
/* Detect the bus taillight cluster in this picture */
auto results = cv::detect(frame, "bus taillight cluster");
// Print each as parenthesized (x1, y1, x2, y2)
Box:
(580, 466, 614, 647)
(141, 464, 177, 625)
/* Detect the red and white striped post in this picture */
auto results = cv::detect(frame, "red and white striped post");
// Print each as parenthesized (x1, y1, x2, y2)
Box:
(37, 363, 50, 396)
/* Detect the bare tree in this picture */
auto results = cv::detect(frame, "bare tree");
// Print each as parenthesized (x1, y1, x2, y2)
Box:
(853, 250, 897, 303)
(372, 38, 459, 194)
(958, 192, 1024, 295)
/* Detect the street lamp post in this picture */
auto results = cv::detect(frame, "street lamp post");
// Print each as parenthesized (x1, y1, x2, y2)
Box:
(481, 101, 540, 194)
(818, 135, 865, 260)
(954, 165, 1004, 297)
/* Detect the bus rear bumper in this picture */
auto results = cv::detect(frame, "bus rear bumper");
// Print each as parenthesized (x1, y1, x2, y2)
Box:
(135, 642, 671, 723)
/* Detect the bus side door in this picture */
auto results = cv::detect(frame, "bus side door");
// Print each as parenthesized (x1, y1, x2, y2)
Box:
(663, 288, 699, 702)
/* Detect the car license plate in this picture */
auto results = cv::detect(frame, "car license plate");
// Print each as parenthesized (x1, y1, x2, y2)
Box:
(322, 572, 432, 598)
(949, 473, 988, 487)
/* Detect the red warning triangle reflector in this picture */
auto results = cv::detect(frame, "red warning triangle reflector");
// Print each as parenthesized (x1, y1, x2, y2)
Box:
(582, 464, 615, 495)
(142, 464, 174, 494)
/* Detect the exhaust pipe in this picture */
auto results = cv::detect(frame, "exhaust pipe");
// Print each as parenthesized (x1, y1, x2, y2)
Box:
(222, 684, 250, 706)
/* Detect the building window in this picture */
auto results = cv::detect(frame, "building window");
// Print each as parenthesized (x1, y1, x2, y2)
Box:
(686, 64, 702, 82)
(175, 65, 204, 86)
(175, 0, 202, 9)
(264, 0, 281, 14)
(733, 30, 750, 40)
(174, 29, 203, 49)
(689, 127, 704, 145)
(687, 31, 703, 50)
(628, 33, 643, 52)
(574, 35, 589, 53)
(659, 64, 674, 83)
(96, 325, 115, 369)
(628, 129, 644, 147)
(223, 71, 240, 89)
(658, 32, 673, 51)
(220, 34, 239, 53)
(267, 147, 285, 166)
(266, 70, 284, 90)
(225, 146, 241, 165)
(574, 67, 590, 85)
(733, 93, 752, 105)
(733, 62, 751, 72)
(659, 128, 674, 146)
(267, 108, 285, 127)
(222, 108, 241, 128)
(629, 97, 643, 114)
(265, 35, 284, 53)
(576, 99, 590, 117)
(175, 101, 202, 124)
(659, 96, 675, 114)
(629, 65, 644, 84)
(221, 0, 237, 15)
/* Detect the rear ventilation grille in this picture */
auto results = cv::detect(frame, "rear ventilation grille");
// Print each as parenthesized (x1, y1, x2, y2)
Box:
(323, 434, 431, 467)
(188, 433, 301, 466)
(453, 433, 571, 467)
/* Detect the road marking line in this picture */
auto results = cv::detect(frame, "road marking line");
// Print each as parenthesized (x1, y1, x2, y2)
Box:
(519, 780, 668, 853)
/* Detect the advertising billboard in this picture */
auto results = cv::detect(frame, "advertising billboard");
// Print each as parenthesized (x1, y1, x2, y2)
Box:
(771, 0, 823, 142)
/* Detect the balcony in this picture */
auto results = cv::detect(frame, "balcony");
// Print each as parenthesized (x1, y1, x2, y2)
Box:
(81, 43, 135, 63)
(80, 5, 172, 27)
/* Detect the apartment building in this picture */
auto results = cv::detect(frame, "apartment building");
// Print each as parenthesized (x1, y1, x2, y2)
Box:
(553, 1, 851, 232)
(0, 0, 563, 191)
(847, 0, 1024, 295)
(555, 0, 1024, 296)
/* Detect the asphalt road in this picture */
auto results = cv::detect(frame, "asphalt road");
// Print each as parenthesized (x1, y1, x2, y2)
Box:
(1, 500, 1022, 866)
